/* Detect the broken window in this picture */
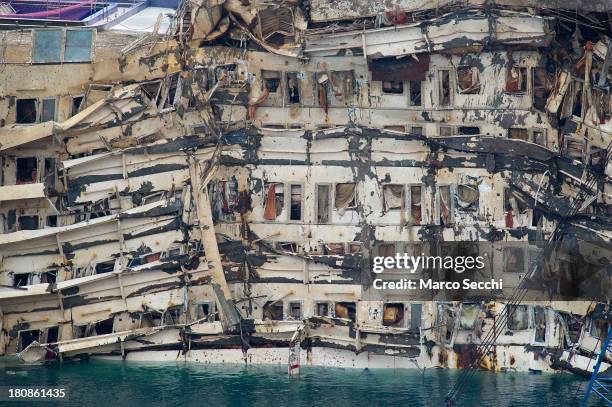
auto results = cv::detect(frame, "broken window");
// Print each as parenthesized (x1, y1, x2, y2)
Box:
(13, 273, 31, 287)
(410, 303, 422, 330)
(458, 126, 480, 135)
(287, 72, 300, 104)
(325, 243, 345, 255)
(6, 210, 16, 232)
(504, 187, 528, 227)
(18, 215, 38, 230)
(565, 138, 585, 161)
(335, 183, 356, 211)
(439, 185, 453, 226)
(506, 66, 527, 93)
(262, 70, 281, 93)
(507, 305, 529, 331)
(457, 66, 480, 94)
(593, 88, 611, 123)
(289, 184, 302, 221)
(32, 29, 62, 63)
(509, 128, 529, 141)
(41, 270, 57, 284)
(141, 81, 162, 105)
(460, 304, 481, 330)
(377, 243, 396, 257)
(533, 130, 547, 146)
(44, 158, 56, 190)
(531, 208, 543, 227)
(382, 80, 403, 94)
(383, 303, 405, 327)
(409, 185, 422, 225)
(384, 125, 406, 132)
(16, 157, 38, 183)
(504, 247, 525, 273)
(263, 301, 284, 320)
(46, 215, 57, 227)
(164, 307, 183, 325)
(45, 326, 59, 343)
(288, 302, 302, 320)
(383, 184, 404, 212)
(16, 99, 37, 124)
(263, 183, 284, 220)
(438, 70, 451, 106)
(456, 184, 479, 210)
(315, 73, 331, 112)
(95, 260, 115, 274)
(534, 306, 547, 343)
(335, 302, 356, 322)
(162, 74, 180, 109)
(19, 329, 40, 351)
(315, 302, 330, 317)
(210, 180, 240, 221)
(439, 126, 453, 137)
(40, 98, 56, 122)
(411, 126, 423, 135)
(277, 242, 297, 253)
(504, 188, 528, 214)
(195, 303, 216, 321)
(409, 80, 422, 105)
(532, 68, 552, 111)
(348, 242, 362, 254)
(588, 319, 601, 338)
(316, 184, 331, 223)
(330, 70, 355, 103)
(71, 95, 84, 116)
(94, 317, 114, 335)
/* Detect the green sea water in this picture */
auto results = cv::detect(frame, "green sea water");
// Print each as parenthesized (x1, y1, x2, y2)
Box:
(0, 357, 605, 407)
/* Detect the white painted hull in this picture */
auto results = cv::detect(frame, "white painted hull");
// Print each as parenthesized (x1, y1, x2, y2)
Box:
(92, 345, 557, 372)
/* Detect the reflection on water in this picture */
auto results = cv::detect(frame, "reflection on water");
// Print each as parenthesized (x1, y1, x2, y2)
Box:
(0, 357, 603, 407)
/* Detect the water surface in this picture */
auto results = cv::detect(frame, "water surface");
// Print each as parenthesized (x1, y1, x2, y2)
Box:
(0, 358, 604, 406)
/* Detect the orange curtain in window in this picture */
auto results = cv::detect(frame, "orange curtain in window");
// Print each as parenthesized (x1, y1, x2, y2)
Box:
(263, 184, 277, 220)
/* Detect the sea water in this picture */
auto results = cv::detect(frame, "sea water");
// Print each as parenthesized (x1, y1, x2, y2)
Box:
(0, 357, 605, 406)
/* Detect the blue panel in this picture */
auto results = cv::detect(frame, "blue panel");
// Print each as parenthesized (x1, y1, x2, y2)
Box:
(32, 30, 62, 63)
(64, 30, 93, 62)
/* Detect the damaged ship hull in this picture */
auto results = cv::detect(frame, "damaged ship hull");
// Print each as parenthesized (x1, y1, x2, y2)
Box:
(0, 0, 610, 379)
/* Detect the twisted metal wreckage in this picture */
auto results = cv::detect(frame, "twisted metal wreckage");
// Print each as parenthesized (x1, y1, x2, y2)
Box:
(0, 0, 610, 376)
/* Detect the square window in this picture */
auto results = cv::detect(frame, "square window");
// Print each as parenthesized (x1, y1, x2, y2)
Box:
(64, 30, 93, 62)
(33, 29, 62, 63)
(383, 184, 404, 212)
(262, 70, 281, 92)
(457, 66, 480, 94)
(439, 126, 453, 137)
(16, 99, 37, 124)
(263, 301, 284, 320)
(41, 98, 56, 122)
(288, 302, 302, 320)
(335, 302, 356, 322)
(509, 128, 529, 141)
(383, 303, 405, 327)
(263, 183, 284, 220)
(315, 302, 329, 317)
(382, 80, 403, 94)
(504, 247, 525, 273)
(506, 67, 528, 93)
(16, 157, 38, 183)
(335, 183, 356, 210)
